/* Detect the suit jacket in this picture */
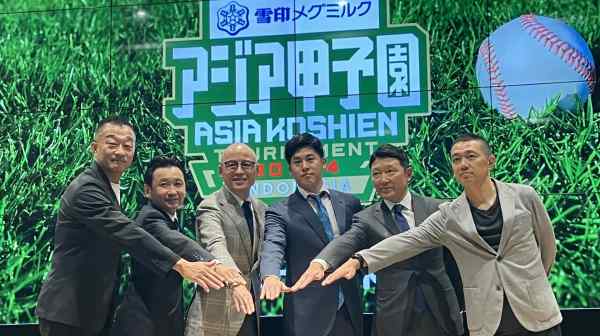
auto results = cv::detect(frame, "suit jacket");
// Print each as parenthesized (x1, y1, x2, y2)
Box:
(317, 194, 464, 336)
(186, 187, 266, 336)
(260, 189, 363, 336)
(36, 162, 181, 334)
(111, 202, 214, 336)
(358, 180, 562, 336)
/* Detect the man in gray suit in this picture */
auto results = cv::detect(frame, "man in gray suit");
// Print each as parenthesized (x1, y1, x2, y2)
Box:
(186, 143, 264, 336)
(324, 134, 562, 336)
(291, 144, 464, 336)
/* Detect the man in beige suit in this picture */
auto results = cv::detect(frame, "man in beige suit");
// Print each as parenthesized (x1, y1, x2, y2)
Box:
(324, 134, 562, 336)
(186, 144, 266, 336)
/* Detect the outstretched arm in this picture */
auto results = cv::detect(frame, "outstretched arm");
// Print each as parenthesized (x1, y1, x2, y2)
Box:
(74, 183, 224, 290)
(259, 206, 291, 300)
(324, 210, 447, 285)
(291, 214, 370, 291)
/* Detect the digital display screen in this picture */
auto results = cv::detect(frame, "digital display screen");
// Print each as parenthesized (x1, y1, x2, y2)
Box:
(0, 0, 598, 323)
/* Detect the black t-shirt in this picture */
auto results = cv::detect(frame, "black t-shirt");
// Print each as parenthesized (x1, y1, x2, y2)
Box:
(469, 185, 503, 251)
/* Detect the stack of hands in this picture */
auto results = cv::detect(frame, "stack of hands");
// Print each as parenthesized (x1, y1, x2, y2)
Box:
(174, 259, 254, 315)
(176, 257, 362, 315)
(259, 258, 363, 299)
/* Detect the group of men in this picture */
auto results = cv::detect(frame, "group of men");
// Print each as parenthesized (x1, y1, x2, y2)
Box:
(36, 116, 563, 336)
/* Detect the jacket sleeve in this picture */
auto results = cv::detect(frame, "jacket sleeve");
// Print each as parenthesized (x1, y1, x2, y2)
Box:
(359, 209, 447, 273)
(140, 209, 214, 262)
(527, 186, 556, 274)
(196, 199, 239, 271)
(317, 213, 370, 269)
(72, 181, 180, 275)
(259, 204, 287, 278)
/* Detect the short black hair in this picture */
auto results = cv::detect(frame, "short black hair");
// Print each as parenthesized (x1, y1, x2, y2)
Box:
(369, 144, 410, 169)
(144, 155, 186, 186)
(284, 133, 324, 164)
(452, 133, 491, 155)
(95, 116, 135, 139)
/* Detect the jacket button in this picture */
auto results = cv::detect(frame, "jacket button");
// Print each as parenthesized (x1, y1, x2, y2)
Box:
(496, 285, 502, 291)
(497, 255, 503, 262)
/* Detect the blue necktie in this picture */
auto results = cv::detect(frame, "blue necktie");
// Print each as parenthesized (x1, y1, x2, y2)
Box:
(394, 204, 427, 312)
(309, 193, 343, 308)
(393, 204, 410, 233)
(309, 193, 334, 241)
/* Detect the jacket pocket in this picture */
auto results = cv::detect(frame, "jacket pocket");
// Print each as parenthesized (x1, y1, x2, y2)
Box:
(527, 276, 559, 321)
(463, 287, 483, 331)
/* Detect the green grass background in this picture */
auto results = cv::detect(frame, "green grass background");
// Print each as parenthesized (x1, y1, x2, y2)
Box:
(0, 0, 598, 323)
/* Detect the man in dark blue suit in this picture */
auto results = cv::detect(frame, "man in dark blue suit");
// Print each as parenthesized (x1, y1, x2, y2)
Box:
(259, 133, 363, 336)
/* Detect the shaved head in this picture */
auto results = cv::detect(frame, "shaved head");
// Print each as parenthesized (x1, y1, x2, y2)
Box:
(221, 143, 257, 162)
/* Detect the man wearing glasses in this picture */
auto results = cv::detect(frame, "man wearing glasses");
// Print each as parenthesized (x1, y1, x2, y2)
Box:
(186, 143, 265, 336)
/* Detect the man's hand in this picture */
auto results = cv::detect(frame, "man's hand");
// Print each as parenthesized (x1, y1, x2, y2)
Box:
(290, 261, 326, 292)
(260, 276, 291, 300)
(173, 259, 224, 292)
(215, 264, 246, 288)
(322, 258, 361, 286)
(231, 285, 255, 315)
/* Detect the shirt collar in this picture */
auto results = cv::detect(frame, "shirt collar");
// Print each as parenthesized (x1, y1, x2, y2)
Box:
(297, 184, 330, 200)
(383, 191, 412, 211)
(150, 201, 178, 224)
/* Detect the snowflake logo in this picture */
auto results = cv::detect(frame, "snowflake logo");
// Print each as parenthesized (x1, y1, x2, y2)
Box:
(216, 1, 250, 36)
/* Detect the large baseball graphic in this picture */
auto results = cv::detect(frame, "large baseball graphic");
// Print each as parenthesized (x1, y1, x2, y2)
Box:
(476, 14, 596, 120)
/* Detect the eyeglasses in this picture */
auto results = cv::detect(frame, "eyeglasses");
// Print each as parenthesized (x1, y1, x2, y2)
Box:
(222, 160, 257, 172)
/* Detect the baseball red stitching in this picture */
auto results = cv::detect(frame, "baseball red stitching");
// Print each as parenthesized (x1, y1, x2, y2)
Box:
(478, 39, 518, 119)
(520, 14, 596, 92)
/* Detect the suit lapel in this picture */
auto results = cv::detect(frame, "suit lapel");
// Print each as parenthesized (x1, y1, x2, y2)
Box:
(289, 191, 329, 244)
(91, 161, 120, 208)
(452, 193, 497, 255)
(149, 202, 177, 230)
(250, 198, 265, 259)
(219, 189, 253, 263)
(379, 201, 401, 235)
(495, 180, 515, 254)
(330, 191, 348, 234)
(412, 194, 428, 226)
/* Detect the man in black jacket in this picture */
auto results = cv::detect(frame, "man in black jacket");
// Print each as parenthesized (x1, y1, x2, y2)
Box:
(112, 156, 251, 336)
(36, 117, 241, 336)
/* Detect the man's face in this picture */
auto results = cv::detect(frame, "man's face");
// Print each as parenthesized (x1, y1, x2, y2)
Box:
(289, 147, 326, 194)
(371, 157, 412, 203)
(91, 123, 135, 180)
(219, 145, 257, 198)
(144, 166, 186, 216)
(451, 140, 495, 187)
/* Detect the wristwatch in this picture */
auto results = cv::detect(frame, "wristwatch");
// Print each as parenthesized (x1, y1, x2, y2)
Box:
(350, 253, 367, 270)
